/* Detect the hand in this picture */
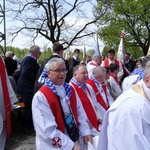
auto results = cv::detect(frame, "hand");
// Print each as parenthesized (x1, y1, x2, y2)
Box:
(98, 118, 103, 124)
(83, 135, 93, 145)
(73, 144, 82, 150)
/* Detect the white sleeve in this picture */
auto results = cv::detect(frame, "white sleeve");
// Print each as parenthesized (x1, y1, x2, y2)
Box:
(110, 112, 150, 150)
(32, 91, 74, 149)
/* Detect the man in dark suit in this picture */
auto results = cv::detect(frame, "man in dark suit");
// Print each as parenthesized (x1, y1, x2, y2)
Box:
(122, 52, 136, 80)
(4, 51, 17, 76)
(69, 49, 80, 78)
(34, 42, 70, 93)
(17, 45, 41, 133)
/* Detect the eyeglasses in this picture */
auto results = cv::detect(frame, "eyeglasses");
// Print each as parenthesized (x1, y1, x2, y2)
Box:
(49, 69, 68, 74)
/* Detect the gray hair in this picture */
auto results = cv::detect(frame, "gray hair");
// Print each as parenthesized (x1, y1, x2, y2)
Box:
(45, 57, 65, 71)
(92, 66, 106, 78)
(73, 64, 86, 75)
(144, 60, 150, 77)
(142, 55, 150, 68)
(5, 51, 13, 57)
(29, 45, 40, 52)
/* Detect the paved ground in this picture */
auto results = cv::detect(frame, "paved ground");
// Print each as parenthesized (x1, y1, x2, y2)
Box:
(5, 111, 36, 150)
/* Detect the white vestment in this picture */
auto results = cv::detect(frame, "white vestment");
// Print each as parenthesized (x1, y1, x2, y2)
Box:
(98, 80, 150, 150)
(86, 61, 98, 78)
(108, 76, 122, 96)
(0, 56, 18, 150)
(87, 82, 114, 119)
(122, 74, 140, 92)
(32, 85, 91, 150)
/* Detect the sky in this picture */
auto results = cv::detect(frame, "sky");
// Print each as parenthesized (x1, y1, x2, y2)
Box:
(0, 0, 104, 53)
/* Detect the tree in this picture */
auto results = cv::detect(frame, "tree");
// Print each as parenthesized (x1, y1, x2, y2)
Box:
(6, 0, 107, 49)
(95, 0, 150, 56)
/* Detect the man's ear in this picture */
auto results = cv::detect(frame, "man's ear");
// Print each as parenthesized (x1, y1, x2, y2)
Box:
(144, 76, 150, 88)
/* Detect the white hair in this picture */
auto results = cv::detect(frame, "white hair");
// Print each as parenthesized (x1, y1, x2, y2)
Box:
(45, 57, 65, 71)
(5, 51, 13, 57)
(92, 66, 106, 78)
(29, 45, 40, 52)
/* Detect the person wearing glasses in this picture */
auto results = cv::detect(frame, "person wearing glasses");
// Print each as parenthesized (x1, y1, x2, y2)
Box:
(17, 45, 41, 134)
(32, 58, 93, 150)
(34, 42, 70, 93)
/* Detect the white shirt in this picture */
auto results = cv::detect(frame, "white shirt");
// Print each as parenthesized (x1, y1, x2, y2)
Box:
(98, 80, 150, 150)
(32, 85, 91, 150)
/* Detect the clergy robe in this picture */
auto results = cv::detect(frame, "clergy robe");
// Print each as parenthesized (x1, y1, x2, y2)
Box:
(32, 85, 91, 150)
(98, 80, 150, 150)
(0, 56, 18, 150)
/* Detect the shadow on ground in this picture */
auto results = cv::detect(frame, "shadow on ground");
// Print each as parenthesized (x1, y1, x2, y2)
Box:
(5, 110, 36, 150)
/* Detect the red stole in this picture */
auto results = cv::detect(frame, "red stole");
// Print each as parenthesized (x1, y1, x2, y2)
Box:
(39, 85, 78, 133)
(104, 59, 119, 67)
(110, 73, 119, 86)
(87, 79, 109, 110)
(71, 82, 99, 131)
(102, 82, 110, 108)
(104, 59, 130, 75)
(89, 61, 97, 66)
(120, 61, 130, 75)
(0, 56, 11, 137)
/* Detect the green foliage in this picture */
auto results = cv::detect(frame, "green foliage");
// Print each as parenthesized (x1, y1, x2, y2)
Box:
(95, 0, 150, 57)
(0, 46, 53, 64)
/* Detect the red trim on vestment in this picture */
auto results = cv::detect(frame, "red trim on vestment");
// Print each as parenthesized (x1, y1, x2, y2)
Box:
(71, 82, 99, 131)
(102, 82, 110, 108)
(89, 62, 98, 66)
(0, 56, 11, 137)
(39, 85, 78, 133)
(110, 73, 120, 86)
(87, 79, 108, 110)
(104, 59, 120, 67)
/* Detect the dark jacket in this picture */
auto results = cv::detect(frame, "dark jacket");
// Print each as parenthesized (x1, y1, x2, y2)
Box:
(17, 56, 40, 94)
(4, 57, 17, 76)
(69, 57, 80, 78)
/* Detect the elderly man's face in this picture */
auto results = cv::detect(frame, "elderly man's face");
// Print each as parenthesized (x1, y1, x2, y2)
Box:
(74, 66, 88, 84)
(47, 63, 67, 85)
(96, 72, 106, 83)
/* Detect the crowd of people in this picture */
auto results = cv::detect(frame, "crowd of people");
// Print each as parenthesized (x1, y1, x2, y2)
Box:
(1, 42, 150, 150)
